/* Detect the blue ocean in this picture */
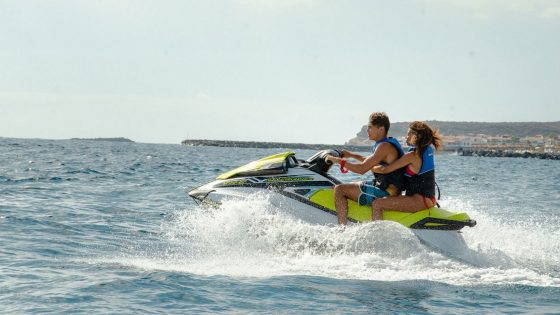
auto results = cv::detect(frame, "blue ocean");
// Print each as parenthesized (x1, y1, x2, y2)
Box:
(1, 138, 559, 314)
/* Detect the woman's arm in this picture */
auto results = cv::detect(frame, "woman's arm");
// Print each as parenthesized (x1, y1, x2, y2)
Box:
(372, 152, 417, 174)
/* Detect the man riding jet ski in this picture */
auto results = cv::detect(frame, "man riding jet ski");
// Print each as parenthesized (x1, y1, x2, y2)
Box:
(323, 112, 407, 225)
(188, 149, 476, 254)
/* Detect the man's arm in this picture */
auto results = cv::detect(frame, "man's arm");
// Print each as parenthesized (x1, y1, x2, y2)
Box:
(327, 143, 392, 175)
(342, 150, 366, 162)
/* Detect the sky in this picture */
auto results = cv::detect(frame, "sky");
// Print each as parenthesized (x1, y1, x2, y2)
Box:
(1, 0, 559, 144)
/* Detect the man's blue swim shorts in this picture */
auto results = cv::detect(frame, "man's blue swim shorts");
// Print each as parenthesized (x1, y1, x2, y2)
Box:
(358, 180, 389, 206)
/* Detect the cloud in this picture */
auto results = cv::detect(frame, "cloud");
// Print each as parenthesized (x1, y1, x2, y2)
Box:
(542, 6, 560, 19)
(238, 0, 318, 10)
(423, 0, 560, 19)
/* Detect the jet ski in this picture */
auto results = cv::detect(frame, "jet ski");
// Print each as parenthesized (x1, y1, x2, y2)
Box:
(188, 150, 477, 256)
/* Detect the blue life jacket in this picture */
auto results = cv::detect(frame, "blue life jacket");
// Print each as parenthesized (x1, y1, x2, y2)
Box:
(372, 137, 405, 191)
(404, 146, 436, 197)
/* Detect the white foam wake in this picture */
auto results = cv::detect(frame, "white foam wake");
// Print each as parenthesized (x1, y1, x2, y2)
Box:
(97, 194, 560, 287)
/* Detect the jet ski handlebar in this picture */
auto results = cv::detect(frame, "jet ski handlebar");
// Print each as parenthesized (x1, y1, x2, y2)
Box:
(303, 149, 343, 174)
(322, 149, 343, 165)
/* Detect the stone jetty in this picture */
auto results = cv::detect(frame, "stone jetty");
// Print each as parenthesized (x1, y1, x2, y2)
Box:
(459, 149, 560, 160)
(181, 139, 370, 152)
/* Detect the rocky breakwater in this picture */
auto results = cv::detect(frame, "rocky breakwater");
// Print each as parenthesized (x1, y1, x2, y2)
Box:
(181, 139, 371, 152)
(460, 149, 560, 160)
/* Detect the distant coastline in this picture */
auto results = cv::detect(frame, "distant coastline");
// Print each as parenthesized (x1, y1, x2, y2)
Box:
(181, 139, 370, 152)
(182, 139, 560, 160)
(71, 137, 134, 143)
(353, 121, 560, 139)
(459, 149, 560, 160)
(348, 120, 560, 155)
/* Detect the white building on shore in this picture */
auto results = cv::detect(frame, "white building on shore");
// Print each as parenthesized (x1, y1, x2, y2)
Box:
(348, 134, 560, 153)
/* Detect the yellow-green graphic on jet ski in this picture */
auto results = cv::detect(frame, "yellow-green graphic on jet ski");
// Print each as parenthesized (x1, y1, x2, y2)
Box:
(309, 189, 475, 230)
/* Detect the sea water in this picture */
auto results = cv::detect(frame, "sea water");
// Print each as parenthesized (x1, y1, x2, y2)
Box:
(1, 138, 559, 314)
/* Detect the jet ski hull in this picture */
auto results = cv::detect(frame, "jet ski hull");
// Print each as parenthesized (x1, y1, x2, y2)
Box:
(189, 186, 478, 258)
(189, 185, 475, 230)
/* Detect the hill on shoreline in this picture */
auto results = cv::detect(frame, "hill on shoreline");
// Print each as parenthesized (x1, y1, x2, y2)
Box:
(70, 137, 135, 143)
(355, 121, 560, 139)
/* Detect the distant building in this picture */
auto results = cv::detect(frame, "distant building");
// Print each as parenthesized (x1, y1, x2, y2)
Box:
(349, 132, 559, 153)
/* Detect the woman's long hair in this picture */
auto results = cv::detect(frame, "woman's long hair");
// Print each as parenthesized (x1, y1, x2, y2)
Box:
(409, 121, 443, 155)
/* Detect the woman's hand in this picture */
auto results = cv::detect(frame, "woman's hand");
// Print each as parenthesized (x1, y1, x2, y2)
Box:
(372, 165, 386, 173)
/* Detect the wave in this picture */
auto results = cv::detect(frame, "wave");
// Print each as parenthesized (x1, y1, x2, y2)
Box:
(450, 198, 560, 276)
(96, 194, 560, 288)
(66, 168, 104, 175)
(0, 176, 79, 183)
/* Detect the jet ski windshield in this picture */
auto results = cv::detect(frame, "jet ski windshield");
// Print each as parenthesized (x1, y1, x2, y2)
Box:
(215, 149, 343, 180)
(217, 152, 297, 180)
